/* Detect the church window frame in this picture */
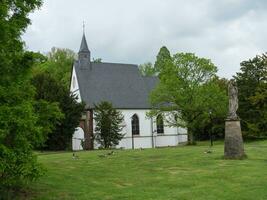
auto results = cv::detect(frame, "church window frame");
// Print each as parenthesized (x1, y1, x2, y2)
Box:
(131, 114, 140, 135)
(156, 114, 164, 134)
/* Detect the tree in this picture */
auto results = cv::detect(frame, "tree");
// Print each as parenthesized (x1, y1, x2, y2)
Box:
(249, 82, 267, 137)
(150, 52, 227, 144)
(33, 100, 64, 148)
(33, 47, 76, 89)
(139, 62, 157, 76)
(154, 46, 172, 73)
(194, 77, 228, 141)
(0, 0, 43, 194)
(234, 53, 267, 138)
(94, 102, 125, 148)
(92, 58, 102, 63)
(32, 72, 84, 150)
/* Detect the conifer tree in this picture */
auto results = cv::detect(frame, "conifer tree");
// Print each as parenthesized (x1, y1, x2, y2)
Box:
(94, 102, 125, 148)
(154, 46, 172, 73)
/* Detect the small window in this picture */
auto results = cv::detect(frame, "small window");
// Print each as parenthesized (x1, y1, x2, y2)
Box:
(131, 114, 139, 135)
(156, 114, 164, 134)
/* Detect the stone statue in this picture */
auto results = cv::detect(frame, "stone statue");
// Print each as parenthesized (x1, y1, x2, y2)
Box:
(224, 79, 245, 159)
(227, 79, 239, 120)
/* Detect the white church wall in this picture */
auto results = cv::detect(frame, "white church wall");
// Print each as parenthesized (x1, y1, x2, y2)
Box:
(93, 109, 153, 149)
(177, 126, 188, 143)
(72, 127, 84, 151)
(117, 109, 153, 149)
(92, 109, 187, 149)
(178, 134, 188, 143)
(155, 134, 178, 147)
(120, 109, 152, 137)
(70, 66, 82, 103)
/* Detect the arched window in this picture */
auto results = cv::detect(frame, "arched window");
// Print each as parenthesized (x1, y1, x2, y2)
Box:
(156, 114, 164, 134)
(131, 114, 139, 135)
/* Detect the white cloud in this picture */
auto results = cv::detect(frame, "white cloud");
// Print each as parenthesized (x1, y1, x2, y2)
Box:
(23, 0, 267, 78)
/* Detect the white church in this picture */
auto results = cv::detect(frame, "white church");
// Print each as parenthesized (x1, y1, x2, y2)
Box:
(70, 33, 187, 150)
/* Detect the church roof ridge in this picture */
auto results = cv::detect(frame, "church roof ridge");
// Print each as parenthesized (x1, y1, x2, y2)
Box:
(92, 62, 138, 67)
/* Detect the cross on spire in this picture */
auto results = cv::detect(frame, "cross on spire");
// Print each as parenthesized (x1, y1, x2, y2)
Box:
(82, 20, 85, 34)
(78, 23, 90, 64)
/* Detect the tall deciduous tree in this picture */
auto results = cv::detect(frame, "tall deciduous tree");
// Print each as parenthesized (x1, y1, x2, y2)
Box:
(249, 82, 267, 137)
(235, 53, 267, 137)
(33, 47, 76, 89)
(33, 100, 63, 148)
(194, 77, 228, 140)
(92, 58, 102, 63)
(150, 52, 227, 144)
(0, 0, 43, 192)
(32, 72, 84, 150)
(94, 102, 125, 148)
(139, 62, 157, 76)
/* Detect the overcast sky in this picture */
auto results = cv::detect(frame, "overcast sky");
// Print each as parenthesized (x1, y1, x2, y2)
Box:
(22, 0, 267, 78)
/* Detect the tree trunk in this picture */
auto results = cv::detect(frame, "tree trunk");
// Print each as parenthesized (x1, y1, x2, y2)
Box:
(84, 110, 94, 150)
(187, 127, 195, 145)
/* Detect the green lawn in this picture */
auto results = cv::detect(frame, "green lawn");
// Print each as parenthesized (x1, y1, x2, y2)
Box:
(29, 141, 267, 200)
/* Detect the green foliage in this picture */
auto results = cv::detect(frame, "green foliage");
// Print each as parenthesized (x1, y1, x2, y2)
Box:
(94, 102, 125, 148)
(139, 46, 171, 76)
(33, 47, 76, 89)
(92, 58, 102, 63)
(249, 83, 267, 136)
(194, 77, 229, 140)
(0, 0, 44, 192)
(32, 72, 84, 150)
(235, 53, 267, 138)
(154, 46, 172, 73)
(33, 100, 64, 148)
(150, 52, 227, 144)
(139, 62, 157, 76)
(0, 83, 45, 189)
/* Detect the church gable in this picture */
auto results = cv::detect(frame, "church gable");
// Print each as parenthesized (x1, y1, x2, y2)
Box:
(72, 34, 158, 109)
(70, 64, 82, 103)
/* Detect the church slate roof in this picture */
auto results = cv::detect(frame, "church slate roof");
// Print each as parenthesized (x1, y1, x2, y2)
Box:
(74, 61, 158, 109)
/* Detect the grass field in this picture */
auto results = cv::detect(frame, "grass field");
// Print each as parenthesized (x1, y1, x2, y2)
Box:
(28, 141, 267, 200)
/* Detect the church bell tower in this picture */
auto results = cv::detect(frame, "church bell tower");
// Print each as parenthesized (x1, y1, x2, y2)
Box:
(78, 33, 91, 66)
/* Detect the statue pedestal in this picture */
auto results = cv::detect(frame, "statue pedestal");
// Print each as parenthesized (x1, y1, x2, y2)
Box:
(224, 120, 245, 159)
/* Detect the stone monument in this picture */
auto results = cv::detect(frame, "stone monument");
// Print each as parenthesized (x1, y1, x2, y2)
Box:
(224, 79, 245, 159)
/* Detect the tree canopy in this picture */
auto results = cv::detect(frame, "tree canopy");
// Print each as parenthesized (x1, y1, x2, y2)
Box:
(33, 47, 76, 89)
(150, 52, 227, 144)
(235, 53, 267, 138)
(0, 0, 44, 193)
(32, 72, 84, 150)
(154, 46, 172, 73)
(139, 62, 157, 76)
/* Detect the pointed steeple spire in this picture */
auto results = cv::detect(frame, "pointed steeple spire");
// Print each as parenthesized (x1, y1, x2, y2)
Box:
(78, 33, 91, 64)
(79, 33, 90, 53)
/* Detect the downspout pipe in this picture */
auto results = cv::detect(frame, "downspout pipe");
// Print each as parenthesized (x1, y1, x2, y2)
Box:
(151, 117, 154, 148)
